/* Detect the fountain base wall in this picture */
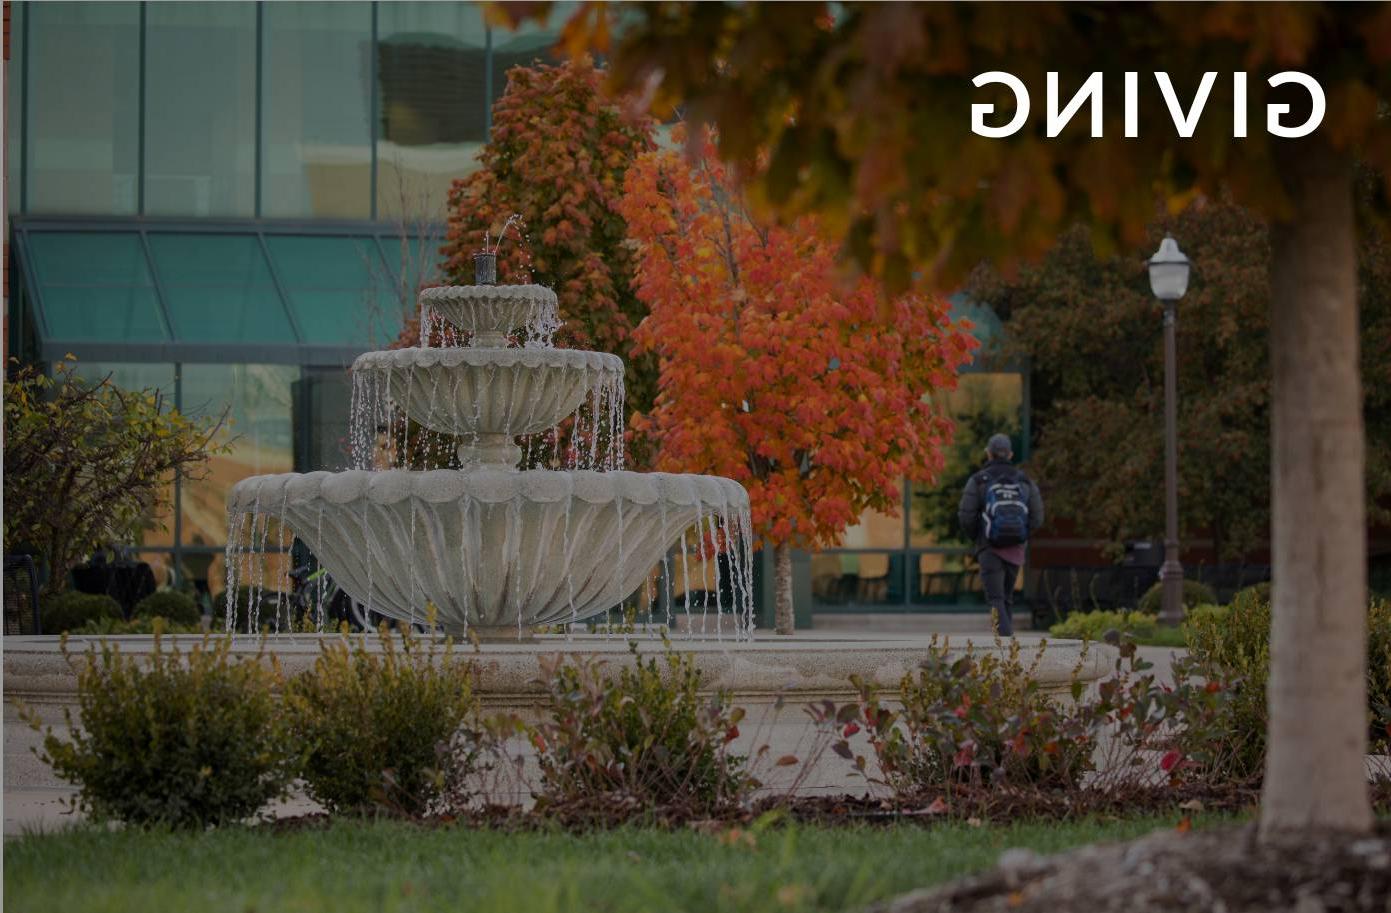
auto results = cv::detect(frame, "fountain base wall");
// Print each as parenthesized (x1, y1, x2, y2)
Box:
(4, 634, 1115, 800)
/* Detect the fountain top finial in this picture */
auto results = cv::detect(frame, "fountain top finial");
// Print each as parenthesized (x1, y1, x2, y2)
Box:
(474, 250, 497, 286)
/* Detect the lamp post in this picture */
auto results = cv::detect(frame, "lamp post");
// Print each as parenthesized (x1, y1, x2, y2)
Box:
(1148, 235, 1191, 627)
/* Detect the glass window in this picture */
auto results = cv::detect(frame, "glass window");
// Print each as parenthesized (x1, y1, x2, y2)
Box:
(909, 552, 973, 605)
(811, 552, 904, 606)
(262, 2, 373, 219)
(25, 2, 141, 214)
(7, 2, 24, 215)
(26, 233, 169, 342)
(910, 372, 1025, 548)
(837, 484, 908, 550)
(376, 1, 488, 220)
(264, 235, 402, 346)
(376, 232, 447, 309)
(180, 364, 298, 548)
(297, 367, 355, 471)
(136, 549, 178, 589)
(145, 3, 256, 216)
(146, 234, 294, 343)
(67, 360, 177, 398)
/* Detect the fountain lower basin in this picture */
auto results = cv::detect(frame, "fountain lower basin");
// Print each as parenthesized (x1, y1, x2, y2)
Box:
(228, 469, 750, 636)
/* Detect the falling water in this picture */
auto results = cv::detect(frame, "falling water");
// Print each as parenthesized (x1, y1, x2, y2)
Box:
(225, 259, 756, 640)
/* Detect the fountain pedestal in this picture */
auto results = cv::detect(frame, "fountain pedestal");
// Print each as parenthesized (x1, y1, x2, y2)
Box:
(456, 435, 523, 469)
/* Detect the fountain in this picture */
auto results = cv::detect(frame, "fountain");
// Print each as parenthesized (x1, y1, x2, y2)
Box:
(222, 248, 755, 640)
(2, 230, 1120, 809)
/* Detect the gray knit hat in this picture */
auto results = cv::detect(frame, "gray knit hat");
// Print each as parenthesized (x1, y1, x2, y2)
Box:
(985, 433, 1013, 459)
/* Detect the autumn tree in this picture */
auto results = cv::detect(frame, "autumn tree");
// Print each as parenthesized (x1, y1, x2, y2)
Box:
(497, 0, 1391, 838)
(418, 56, 660, 440)
(969, 200, 1391, 560)
(618, 132, 977, 634)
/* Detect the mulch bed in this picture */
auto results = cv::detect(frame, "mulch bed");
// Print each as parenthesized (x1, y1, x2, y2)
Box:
(864, 821, 1391, 913)
(256, 781, 1275, 834)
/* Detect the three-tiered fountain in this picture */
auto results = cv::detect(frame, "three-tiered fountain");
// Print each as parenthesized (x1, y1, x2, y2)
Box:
(223, 251, 754, 640)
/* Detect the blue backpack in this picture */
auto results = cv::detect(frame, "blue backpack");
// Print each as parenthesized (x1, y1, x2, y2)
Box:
(979, 468, 1030, 547)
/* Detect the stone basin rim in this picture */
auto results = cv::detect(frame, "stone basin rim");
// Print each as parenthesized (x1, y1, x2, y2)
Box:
(419, 284, 557, 305)
(227, 469, 751, 511)
(352, 347, 623, 372)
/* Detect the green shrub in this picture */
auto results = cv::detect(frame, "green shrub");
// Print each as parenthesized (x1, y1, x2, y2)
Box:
(133, 589, 202, 626)
(1366, 600, 1391, 754)
(40, 591, 123, 633)
(1049, 610, 1159, 643)
(1137, 579, 1217, 615)
(22, 635, 295, 827)
(1183, 603, 1229, 627)
(529, 643, 753, 815)
(1230, 581, 1271, 605)
(285, 629, 479, 816)
(848, 638, 1096, 797)
(1177, 591, 1391, 779)
(75, 616, 203, 636)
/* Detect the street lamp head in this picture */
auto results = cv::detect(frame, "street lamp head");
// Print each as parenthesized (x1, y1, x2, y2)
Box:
(1148, 235, 1190, 301)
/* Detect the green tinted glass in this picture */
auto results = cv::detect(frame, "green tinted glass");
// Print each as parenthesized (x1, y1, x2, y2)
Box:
(265, 235, 403, 346)
(41, 287, 168, 343)
(27, 233, 169, 342)
(26, 2, 141, 215)
(261, 2, 373, 218)
(146, 234, 293, 343)
(28, 232, 153, 287)
(144, 2, 256, 217)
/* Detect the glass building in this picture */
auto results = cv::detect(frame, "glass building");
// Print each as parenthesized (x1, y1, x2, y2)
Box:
(4, 1, 1025, 619)
(4, 1, 571, 590)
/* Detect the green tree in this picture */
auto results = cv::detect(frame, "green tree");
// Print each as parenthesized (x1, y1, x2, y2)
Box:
(969, 200, 1391, 560)
(504, 0, 1391, 837)
(3, 361, 226, 598)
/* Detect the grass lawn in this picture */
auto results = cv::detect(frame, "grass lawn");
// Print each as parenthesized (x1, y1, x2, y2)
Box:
(4, 813, 1217, 913)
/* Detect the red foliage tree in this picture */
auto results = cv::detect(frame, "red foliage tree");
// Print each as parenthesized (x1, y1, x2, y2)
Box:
(618, 133, 978, 633)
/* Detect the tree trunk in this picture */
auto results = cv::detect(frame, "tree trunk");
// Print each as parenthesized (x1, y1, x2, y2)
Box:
(1261, 138, 1371, 837)
(774, 544, 795, 635)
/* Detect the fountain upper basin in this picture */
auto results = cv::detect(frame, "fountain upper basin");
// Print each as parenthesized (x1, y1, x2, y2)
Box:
(419, 284, 559, 343)
(352, 347, 623, 439)
(228, 469, 749, 633)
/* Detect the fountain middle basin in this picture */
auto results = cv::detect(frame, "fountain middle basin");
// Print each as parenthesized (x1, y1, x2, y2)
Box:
(228, 468, 750, 636)
(352, 347, 624, 439)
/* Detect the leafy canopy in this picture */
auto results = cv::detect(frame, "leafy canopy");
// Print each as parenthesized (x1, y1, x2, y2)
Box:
(970, 199, 1391, 558)
(498, 1, 1391, 289)
(619, 131, 977, 548)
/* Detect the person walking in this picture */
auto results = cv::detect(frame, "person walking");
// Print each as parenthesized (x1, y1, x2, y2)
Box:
(957, 433, 1044, 637)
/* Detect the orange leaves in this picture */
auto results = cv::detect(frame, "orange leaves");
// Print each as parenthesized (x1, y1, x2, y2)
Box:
(620, 140, 976, 550)
(544, 3, 1391, 293)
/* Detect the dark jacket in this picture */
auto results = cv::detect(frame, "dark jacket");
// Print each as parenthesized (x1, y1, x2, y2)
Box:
(957, 459, 1045, 556)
